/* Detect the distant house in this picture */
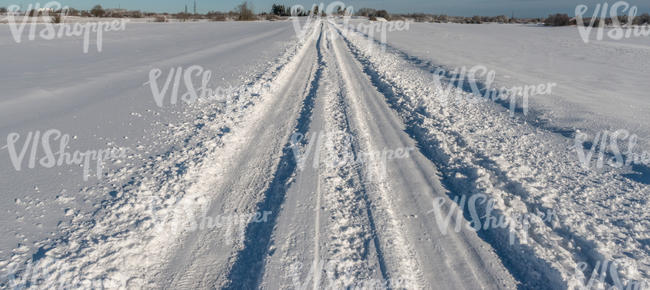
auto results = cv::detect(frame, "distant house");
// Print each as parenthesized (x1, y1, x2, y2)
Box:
(107, 9, 127, 14)
(106, 8, 128, 17)
(36, 8, 54, 13)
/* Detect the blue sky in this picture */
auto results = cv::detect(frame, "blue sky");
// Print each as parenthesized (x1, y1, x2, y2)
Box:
(2, 0, 650, 18)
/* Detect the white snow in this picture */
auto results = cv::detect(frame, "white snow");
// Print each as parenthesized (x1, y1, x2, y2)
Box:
(0, 21, 297, 287)
(1, 17, 649, 290)
(383, 22, 650, 150)
(338, 19, 650, 288)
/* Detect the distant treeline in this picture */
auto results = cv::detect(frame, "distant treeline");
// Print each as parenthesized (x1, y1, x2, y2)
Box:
(0, 2, 263, 22)
(391, 14, 524, 24)
(544, 13, 650, 26)
(1, 5, 152, 18)
(4, 3, 649, 25)
(0, 3, 529, 23)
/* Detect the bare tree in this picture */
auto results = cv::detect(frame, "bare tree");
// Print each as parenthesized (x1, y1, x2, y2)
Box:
(544, 14, 570, 26)
(236, 2, 255, 21)
(356, 8, 376, 17)
(91, 5, 105, 17)
(271, 4, 287, 16)
(634, 13, 650, 25)
(51, 10, 65, 23)
(207, 11, 227, 21)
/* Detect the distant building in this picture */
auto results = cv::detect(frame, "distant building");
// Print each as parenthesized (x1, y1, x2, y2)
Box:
(106, 8, 128, 17)
(106, 9, 128, 14)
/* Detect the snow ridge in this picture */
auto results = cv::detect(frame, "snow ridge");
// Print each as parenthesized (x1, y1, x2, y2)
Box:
(332, 20, 650, 289)
(1, 21, 320, 289)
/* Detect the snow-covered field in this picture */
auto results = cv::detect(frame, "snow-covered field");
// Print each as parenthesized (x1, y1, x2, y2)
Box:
(384, 22, 650, 150)
(1, 17, 649, 290)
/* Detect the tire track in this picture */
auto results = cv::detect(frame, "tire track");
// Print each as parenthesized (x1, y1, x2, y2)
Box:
(223, 22, 326, 289)
(259, 21, 386, 289)
(313, 23, 387, 288)
(157, 21, 322, 289)
(329, 21, 426, 289)
(328, 20, 518, 289)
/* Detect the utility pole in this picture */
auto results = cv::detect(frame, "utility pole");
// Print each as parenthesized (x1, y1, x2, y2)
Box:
(194, 0, 196, 14)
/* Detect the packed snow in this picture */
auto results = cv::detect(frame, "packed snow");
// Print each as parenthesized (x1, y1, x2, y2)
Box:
(1, 15, 649, 290)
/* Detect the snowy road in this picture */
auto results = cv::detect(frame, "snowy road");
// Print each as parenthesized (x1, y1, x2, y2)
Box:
(2, 18, 649, 290)
(158, 21, 516, 289)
